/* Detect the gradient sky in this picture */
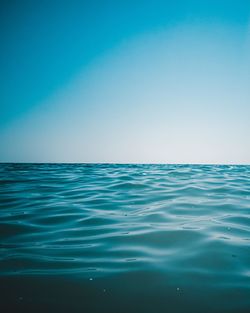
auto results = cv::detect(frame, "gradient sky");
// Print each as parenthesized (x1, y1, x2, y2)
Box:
(1, 0, 250, 163)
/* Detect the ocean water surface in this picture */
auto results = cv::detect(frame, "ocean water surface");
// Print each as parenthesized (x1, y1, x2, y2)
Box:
(0, 163, 250, 312)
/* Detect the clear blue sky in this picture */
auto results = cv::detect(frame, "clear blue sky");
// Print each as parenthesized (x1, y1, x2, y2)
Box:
(1, 0, 250, 163)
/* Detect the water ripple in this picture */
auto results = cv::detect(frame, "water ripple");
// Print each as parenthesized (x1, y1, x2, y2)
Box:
(0, 164, 250, 312)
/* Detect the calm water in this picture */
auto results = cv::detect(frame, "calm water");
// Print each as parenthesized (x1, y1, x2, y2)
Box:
(0, 163, 250, 312)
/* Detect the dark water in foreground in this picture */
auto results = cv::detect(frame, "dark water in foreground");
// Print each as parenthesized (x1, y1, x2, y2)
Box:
(0, 163, 250, 313)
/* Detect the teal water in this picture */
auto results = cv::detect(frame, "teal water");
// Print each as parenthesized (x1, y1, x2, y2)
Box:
(0, 163, 250, 312)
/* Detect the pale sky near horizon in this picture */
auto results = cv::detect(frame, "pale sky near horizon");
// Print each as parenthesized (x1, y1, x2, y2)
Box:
(1, 1, 250, 164)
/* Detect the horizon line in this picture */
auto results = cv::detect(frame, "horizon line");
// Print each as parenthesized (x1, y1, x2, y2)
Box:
(0, 162, 249, 166)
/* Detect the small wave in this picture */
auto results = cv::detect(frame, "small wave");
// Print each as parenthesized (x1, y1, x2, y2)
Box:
(0, 163, 250, 312)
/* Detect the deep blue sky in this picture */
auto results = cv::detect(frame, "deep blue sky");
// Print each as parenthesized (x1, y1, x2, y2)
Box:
(1, 0, 250, 163)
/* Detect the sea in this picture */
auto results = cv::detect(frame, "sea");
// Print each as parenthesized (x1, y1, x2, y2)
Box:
(0, 163, 250, 313)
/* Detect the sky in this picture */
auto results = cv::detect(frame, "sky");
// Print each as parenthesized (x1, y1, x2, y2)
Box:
(1, 0, 250, 164)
